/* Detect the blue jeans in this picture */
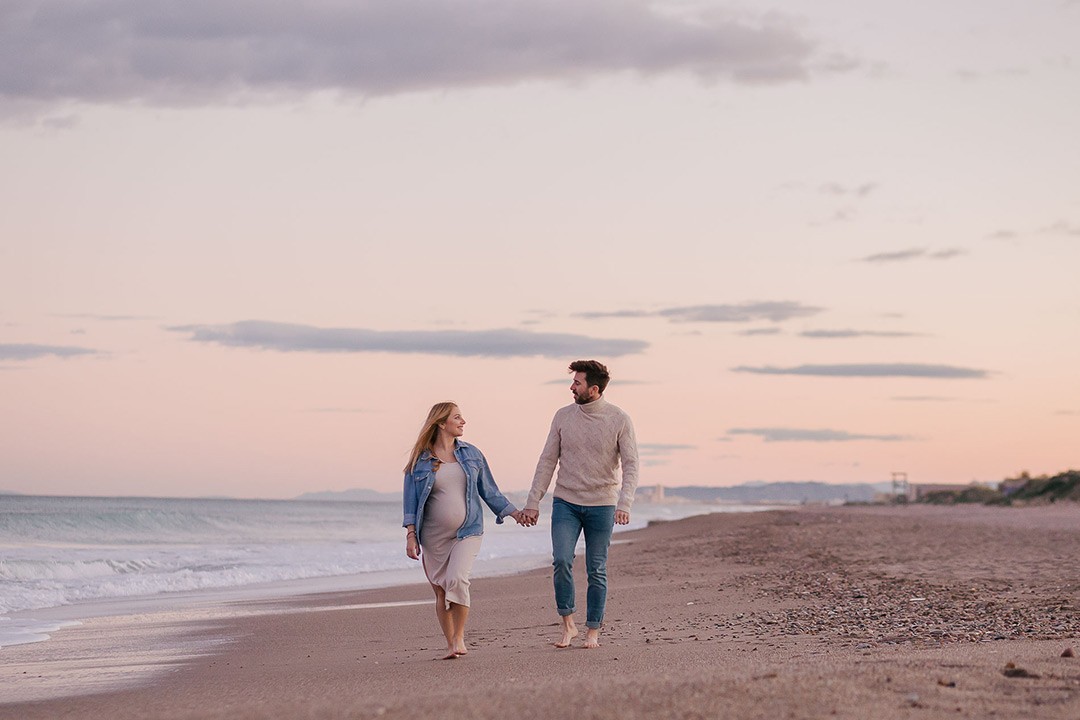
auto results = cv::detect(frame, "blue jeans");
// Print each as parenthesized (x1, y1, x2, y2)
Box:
(550, 497, 616, 629)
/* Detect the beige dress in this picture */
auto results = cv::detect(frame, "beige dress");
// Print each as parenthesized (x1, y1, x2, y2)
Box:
(421, 461, 482, 609)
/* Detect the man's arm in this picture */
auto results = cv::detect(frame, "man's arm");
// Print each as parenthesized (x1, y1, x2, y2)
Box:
(615, 413, 639, 523)
(523, 414, 561, 514)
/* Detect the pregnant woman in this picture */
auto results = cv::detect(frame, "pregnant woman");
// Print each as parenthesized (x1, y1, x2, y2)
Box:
(401, 402, 522, 659)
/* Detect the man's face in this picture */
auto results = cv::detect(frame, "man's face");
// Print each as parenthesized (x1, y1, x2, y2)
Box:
(570, 372, 597, 404)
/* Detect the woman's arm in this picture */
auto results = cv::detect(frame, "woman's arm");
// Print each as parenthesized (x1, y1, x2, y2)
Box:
(404, 523, 419, 560)
(475, 451, 517, 523)
(402, 469, 419, 529)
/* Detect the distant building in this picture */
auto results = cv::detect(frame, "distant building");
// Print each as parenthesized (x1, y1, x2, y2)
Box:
(911, 483, 972, 501)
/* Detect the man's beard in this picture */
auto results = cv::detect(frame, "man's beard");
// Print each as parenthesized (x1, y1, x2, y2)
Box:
(573, 392, 589, 405)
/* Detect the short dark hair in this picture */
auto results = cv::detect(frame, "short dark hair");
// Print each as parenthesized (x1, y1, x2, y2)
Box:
(568, 360, 611, 395)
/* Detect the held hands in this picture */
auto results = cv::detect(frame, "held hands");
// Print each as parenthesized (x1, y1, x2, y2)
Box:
(508, 509, 539, 527)
(512, 509, 621, 526)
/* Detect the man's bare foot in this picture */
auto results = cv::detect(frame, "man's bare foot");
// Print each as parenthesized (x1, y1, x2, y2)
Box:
(554, 617, 578, 648)
(583, 628, 600, 648)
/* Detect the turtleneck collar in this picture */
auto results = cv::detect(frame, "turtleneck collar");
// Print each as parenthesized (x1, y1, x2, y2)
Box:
(577, 396, 608, 414)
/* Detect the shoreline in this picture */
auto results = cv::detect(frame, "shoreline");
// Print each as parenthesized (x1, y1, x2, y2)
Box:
(0, 498, 775, 652)
(2, 503, 1079, 718)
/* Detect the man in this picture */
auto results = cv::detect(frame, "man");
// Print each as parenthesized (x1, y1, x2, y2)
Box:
(520, 360, 639, 649)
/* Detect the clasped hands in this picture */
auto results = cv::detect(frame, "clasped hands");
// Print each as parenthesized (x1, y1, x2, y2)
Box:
(508, 508, 630, 527)
(509, 509, 539, 527)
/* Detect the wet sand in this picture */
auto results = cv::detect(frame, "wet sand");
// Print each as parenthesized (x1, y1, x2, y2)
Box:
(2, 503, 1078, 719)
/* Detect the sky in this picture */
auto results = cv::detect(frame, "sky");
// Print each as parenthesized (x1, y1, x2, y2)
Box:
(1, 0, 1078, 499)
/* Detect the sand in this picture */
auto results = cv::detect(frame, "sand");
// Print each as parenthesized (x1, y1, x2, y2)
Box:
(2, 503, 1078, 719)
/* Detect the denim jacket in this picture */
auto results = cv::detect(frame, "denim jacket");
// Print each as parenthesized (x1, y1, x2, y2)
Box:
(402, 440, 517, 543)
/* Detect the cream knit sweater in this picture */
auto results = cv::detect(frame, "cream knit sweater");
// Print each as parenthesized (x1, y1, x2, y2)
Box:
(525, 397, 640, 512)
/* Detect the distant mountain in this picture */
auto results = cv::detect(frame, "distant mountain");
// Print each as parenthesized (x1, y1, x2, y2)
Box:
(641, 481, 893, 504)
(295, 488, 399, 502)
(297, 481, 893, 505)
(0, 489, 22, 496)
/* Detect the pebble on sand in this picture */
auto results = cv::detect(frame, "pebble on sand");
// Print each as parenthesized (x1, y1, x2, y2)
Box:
(1001, 662, 1040, 679)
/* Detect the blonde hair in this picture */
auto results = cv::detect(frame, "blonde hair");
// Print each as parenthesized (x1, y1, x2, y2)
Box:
(404, 402, 457, 473)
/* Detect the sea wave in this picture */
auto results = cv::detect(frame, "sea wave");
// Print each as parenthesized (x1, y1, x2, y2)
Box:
(1, 494, 767, 622)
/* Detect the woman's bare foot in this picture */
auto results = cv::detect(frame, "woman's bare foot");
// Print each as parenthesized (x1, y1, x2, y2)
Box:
(554, 617, 578, 648)
(440, 648, 459, 660)
(453, 641, 468, 656)
(583, 628, 601, 648)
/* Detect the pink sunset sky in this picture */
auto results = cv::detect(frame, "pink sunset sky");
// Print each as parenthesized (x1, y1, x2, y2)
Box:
(1, 0, 1077, 499)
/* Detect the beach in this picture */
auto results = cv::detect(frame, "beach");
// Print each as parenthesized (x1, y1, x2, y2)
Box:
(2, 503, 1078, 719)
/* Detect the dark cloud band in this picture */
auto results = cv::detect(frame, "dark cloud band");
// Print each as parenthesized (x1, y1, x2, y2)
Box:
(3, 0, 817, 111)
(168, 320, 647, 358)
(0, 343, 98, 360)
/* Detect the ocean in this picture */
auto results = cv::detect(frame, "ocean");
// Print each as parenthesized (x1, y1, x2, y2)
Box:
(0, 494, 767, 649)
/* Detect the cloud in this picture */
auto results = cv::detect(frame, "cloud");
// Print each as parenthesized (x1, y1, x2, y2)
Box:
(577, 301, 824, 324)
(984, 220, 1079, 243)
(819, 182, 876, 197)
(800, 329, 919, 339)
(858, 247, 967, 263)
(1041, 220, 1080, 237)
(168, 320, 647, 358)
(575, 310, 653, 320)
(727, 427, 911, 442)
(859, 247, 927, 263)
(3, 0, 818, 114)
(660, 302, 824, 323)
(732, 363, 989, 379)
(639, 443, 696, 456)
(738, 327, 783, 336)
(929, 248, 966, 259)
(0, 343, 98, 360)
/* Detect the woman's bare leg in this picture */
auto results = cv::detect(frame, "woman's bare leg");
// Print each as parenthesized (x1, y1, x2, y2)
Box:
(448, 602, 469, 655)
(432, 586, 458, 659)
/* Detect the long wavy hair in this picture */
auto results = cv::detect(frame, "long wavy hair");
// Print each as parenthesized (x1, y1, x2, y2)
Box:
(404, 402, 457, 473)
